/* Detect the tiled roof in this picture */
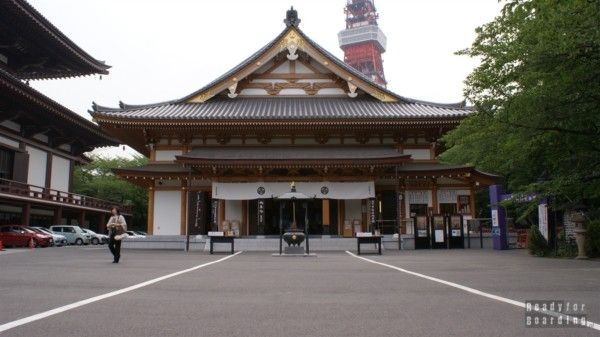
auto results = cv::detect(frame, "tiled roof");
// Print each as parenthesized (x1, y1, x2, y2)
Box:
(91, 97, 471, 120)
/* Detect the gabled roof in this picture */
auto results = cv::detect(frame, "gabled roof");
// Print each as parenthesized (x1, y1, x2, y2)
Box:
(0, 0, 110, 79)
(90, 22, 470, 123)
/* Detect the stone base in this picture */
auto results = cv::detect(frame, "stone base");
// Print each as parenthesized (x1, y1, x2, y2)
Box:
(271, 253, 318, 258)
(284, 246, 305, 255)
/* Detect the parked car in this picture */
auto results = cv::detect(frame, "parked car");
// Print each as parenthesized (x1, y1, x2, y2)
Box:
(82, 229, 108, 245)
(31, 227, 68, 246)
(134, 231, 148, 236)
(0, 225, 53, 247)
(126, 231, 145, 239)
(49, 225, 90, 245)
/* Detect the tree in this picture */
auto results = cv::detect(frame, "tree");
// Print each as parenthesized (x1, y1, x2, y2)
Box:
(441, 0, 600, 217)
(73, 155, 148, 229)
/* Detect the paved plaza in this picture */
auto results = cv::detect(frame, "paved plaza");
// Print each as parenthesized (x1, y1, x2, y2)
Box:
(0, 247, 599, 336)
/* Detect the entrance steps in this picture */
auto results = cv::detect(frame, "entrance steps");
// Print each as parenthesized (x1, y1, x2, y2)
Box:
(122, 235, 403, 251)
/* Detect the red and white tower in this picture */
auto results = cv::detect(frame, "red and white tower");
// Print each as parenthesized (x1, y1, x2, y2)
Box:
(338, 0, 387, 86)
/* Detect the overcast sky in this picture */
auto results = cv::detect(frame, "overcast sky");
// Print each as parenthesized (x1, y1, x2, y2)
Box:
(27, 0, 502, 158)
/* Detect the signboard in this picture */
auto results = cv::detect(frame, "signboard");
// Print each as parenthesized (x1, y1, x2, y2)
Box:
(434, 230, 444, 243)
(491, 209, 499, 227)
(368, 198, 376, 226)
(538, 202, 549, 241)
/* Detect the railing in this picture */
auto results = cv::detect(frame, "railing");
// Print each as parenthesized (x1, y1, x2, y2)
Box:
(0, 178, 132, 214)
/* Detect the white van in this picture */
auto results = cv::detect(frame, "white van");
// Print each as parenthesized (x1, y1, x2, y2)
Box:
(49, 225, 91, 245)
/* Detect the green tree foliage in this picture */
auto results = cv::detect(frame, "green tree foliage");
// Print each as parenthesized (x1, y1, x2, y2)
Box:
(586, 220, 600, 258)
(73, 155, 148, 230)
(440, 0, 600, 215)
(527, 225, 550, 256)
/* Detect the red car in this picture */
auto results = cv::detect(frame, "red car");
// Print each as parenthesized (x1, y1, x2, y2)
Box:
(0, 225, 53, 248)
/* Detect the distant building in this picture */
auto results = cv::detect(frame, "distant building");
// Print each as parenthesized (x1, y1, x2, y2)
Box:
(0, 0, 128, 232)
(91, 8, 496, 248)
(338, 0, 387, 86)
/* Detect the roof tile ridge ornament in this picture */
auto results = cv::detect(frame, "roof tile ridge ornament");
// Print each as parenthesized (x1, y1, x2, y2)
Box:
(284, 6, 301, 28)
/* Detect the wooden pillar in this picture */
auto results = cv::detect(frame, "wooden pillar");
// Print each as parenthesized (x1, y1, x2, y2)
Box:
(431, 179, 439, 214)
(147, 186, 154, 235)
(469, 186, 477, 218)
(361, 199, 368, 232)
(322, 199, 330, 235)
(53, 206, 63, 226)
(399, 180, 407, 234)
(45, 152, 53, 189)
(68, 160, 74, 193)
(180, 185, 187, 235)
(21, 203, 31, 226)
(218, 200, 226, 231)
(241, 200, 248, 236)
(78, 210, 86, 228)
(338, 200, 345, 235)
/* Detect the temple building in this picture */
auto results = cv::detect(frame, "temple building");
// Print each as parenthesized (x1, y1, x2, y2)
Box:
(0, 0, 129, 230)
(91, 8, 496, 247)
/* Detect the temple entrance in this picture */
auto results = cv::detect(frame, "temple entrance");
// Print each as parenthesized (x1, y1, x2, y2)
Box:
(248, 199, 326, 235)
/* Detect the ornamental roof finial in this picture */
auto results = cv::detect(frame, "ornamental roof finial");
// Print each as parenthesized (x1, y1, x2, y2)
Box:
(284, 6, 301, 27)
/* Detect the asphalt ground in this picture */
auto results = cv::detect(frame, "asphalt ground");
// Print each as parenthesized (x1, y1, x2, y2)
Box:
(0, 246, 598, 336)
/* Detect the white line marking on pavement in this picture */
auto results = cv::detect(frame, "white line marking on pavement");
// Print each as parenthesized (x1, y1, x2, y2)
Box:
(0, 251, 243, 333)
(345, 251, 600, 332)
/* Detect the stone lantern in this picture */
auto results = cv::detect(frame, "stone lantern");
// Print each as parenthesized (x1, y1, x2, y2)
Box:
(572, 212, 588, 259)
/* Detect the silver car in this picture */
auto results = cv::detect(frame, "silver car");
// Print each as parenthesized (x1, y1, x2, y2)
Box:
(82, 229, 108, 245)
(32, 227, 68, 246)
(49, 225, 90, 245)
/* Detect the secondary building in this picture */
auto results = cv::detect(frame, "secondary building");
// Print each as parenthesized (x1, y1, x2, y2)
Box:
(0, 0, 129, 231)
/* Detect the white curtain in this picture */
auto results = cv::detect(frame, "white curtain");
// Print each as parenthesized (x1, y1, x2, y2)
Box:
(212, 181, 375, 200)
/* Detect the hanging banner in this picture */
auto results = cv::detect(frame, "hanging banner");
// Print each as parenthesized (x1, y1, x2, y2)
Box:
(212, 181, 375, 200)
(187, 191, 207, 236)
(257, 199, 266, 234)
(210, 199, 219, 231)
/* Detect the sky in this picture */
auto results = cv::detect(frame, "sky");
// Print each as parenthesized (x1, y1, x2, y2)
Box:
(27, 0, 503, 158)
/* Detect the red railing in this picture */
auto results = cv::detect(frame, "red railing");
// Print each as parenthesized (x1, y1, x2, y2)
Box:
(0, 178, 132, 214)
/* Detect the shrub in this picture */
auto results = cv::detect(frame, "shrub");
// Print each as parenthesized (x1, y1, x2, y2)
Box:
(585, 220, 600, 258)
(527, 225, 550, 257)
(554, 230, 577, 258)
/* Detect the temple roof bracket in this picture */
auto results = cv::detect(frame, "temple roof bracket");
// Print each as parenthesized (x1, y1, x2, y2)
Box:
(347, 82, 358, 98)
(227, 81, 238, 98)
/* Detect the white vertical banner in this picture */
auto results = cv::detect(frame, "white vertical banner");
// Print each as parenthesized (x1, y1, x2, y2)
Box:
(538, 203, 549, 241)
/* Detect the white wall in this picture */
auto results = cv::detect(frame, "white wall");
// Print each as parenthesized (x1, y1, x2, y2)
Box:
(154, 150, 182, 161)
(344, 199, 362, 222)
(50, 155, 70, 192)
(26, 145, 47, 187)
(403, 148, 431, 160)
(153, 190, 181, 235)
(225, 200, 242, 222)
